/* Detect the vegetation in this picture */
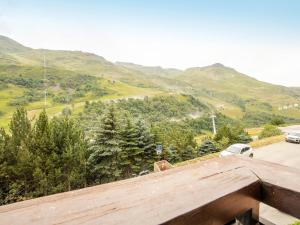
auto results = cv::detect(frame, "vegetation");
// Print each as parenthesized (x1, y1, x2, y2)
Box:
(0, 108, 86, 204)
(0, 35, 300, 206)
(198, 139, 219, 156)
(1, 35, 300, 128)
(241, 111, 299, 127)
(258, 125, 283, 139)
(249, 135, 285, 148)
(214, 124, 252, 148)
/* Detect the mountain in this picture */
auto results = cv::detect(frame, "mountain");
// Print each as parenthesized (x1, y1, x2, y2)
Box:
(116, 62, 182, 77)
(0, 35, 300, 126)
(178, 63, 299, 104)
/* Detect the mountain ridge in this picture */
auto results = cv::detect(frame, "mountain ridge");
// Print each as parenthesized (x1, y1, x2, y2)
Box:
(1, 34, 300, 123)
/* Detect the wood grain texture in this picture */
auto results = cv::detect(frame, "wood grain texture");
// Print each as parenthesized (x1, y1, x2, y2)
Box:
(0, 156, 299, 225)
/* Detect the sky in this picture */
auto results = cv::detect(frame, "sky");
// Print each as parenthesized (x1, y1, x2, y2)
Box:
(0, 0, 300, 86)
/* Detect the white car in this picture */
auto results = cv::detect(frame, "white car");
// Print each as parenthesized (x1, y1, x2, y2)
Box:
(219, 144, 253, 158)
(285, 132, 300, 144)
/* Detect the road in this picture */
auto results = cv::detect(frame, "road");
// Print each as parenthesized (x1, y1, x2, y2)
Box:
(280, 125, 300, 135)
(254, 140, 300, 224)
(254, 141, 300, 169)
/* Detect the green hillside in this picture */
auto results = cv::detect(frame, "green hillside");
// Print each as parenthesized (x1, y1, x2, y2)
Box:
(0, 35, 300, 127)
(116, 61, 182, 77)
(175, 63, 300, 118)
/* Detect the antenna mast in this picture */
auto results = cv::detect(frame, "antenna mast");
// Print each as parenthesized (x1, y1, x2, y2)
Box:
(43, 55, 47, 108)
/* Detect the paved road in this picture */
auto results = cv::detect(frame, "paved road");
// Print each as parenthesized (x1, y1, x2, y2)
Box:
(254, 141, 300, 224)
(280, 125, 300, 134)
(254, 141, 300, 169)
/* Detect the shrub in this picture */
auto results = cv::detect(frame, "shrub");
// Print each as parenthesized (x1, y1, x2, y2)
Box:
(270, 118, 285, 126)
(8, 98, 29, 106)
(216, 137, 230, 150)
(237, 134, 253, 144)
(53, 94, 73, 104)
(214, 124, 252, 146)
(198, 139, 219, 156)
(259, 125, 282, 139)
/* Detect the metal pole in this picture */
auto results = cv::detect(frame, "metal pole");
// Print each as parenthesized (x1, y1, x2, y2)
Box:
(211, 114, 216, 135)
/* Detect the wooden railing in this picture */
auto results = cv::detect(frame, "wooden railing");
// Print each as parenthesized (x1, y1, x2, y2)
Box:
(0, 156, 299, 225)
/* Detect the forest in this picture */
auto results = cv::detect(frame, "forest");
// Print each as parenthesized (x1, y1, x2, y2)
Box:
(0, 95, 258, 205)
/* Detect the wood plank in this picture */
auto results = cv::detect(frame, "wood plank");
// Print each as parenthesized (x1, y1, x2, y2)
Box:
(0, 159, 261, 225)
(236, 156, 300, 219)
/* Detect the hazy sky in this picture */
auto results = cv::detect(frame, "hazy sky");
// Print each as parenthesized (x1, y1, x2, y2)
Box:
(1, 0, 300, 86)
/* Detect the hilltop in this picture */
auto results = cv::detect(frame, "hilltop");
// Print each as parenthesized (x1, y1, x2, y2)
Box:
(0, 35, 300, 127)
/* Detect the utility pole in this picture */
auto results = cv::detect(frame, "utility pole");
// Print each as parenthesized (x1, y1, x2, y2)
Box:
(210, 114, 216, 135)
(43, 55, 47, 108)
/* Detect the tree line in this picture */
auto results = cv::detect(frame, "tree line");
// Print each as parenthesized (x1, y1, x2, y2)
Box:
(0, 108, 86, 204)
(1, 98, 254, 205)
(0, 106, 157, 205)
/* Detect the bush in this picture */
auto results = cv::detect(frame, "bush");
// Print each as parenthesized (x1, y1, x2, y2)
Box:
(53, 94, 73, 104)
(237, 134, 253, 144)
(198, 139, 219, 156)
(8, 98, 29, 106)
(214, 124, 252, 147)
(259, 125, 282, 139)
(270, 118, 285, 126)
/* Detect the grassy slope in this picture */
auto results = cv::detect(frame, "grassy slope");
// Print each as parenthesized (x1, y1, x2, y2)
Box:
(1, 35, 300, 124)
(178, 64, 298, 105)
(0, 35, 166, 127)
(0, 80, 161, 129)
(176, 63, 300, 118)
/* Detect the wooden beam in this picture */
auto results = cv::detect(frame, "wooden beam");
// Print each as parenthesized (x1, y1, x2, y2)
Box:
(1, 156, 299, 225)
(236, 157, 300, 219)
(0, 159, 261, 225)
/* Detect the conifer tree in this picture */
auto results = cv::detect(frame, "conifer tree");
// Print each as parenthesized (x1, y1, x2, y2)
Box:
(9, 107, 31, 153)
(136, 119, 156, 171)
(6, 108, 33, 203)
(0, 128, 11, 205)
(198, 139, 218, 156)
(168, 144, 181, 163)
(87, 105, 121, 184)
(51, 116, 87, 191)
(119, 115, 142, 177)
(31, 110, 53, 196)
(181, 145, 196, 161)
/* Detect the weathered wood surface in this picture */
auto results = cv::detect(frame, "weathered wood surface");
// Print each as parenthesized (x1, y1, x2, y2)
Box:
(0, 156, 299, 225)
(239, 157, 300, 219)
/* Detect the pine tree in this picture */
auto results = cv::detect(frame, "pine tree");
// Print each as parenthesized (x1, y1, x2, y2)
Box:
(136, 119, 156, 171)
(5, 108, 33, 203)
(168, 144, 180, 163)
(51, 116, 87, 191)
(87, 105, 121, 184)
(181, 145, 196, 161)
(9, 107, 31, 154)
(0, 128, 11, 205)
(198, 139, 218, 156)
(31, 110, 53, 196)
(119, 115, 142, 177)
